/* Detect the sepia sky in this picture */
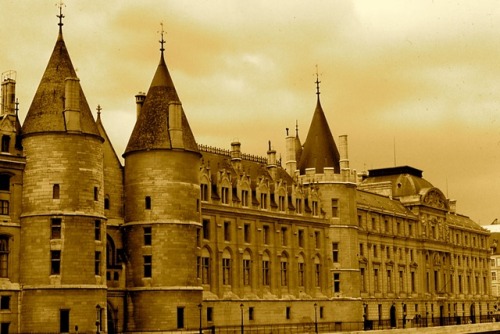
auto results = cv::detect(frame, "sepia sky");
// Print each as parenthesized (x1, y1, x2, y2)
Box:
(1, 1, 499, 224)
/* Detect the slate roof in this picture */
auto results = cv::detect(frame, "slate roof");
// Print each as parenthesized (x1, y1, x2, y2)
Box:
(22, 29, 100, 136)
(357, 189, 416, 218)
(124, 52, 198, 155)
(297, 96, 340, 174)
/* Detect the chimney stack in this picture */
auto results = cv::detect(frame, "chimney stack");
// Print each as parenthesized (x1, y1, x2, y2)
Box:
(135, 92, 146, 119)
(1, 71, 16, 115)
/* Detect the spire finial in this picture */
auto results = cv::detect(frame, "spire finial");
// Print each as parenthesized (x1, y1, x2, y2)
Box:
(295, 120, 299, 136)
(56, 1, 65, 29)
(315, 65, 321, 96)
(15, 98, 19, 116)
(158, 22, 166, 54)
(96, 104, 102, 116)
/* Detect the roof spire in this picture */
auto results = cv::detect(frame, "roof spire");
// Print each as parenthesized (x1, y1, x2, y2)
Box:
(315, 64, 321, 96)
(56, 1, 65, 31)
(295, 120, 299, 136)
(158, 22, 166, 55)
(96, 104, 102, 116)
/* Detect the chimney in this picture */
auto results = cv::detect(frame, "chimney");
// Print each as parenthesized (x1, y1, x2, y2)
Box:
(231, 141, 242, 170)
(285, 127, 297, 176)
(135, 92, 146, 119)
(339, 135, 349, 170)
(1, 71, 16, 115)
(63, 77, 81, 132)
(168, 102, 184, 149)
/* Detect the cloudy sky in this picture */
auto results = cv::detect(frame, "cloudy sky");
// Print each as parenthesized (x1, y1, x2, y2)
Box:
(1, 1, 499, 224)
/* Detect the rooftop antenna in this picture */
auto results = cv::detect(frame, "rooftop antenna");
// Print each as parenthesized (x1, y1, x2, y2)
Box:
(56, 1, 65, 29)
(158, 22, 166, 54)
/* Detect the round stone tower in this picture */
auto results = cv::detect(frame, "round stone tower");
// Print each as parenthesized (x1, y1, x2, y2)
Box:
(122, 39, 202, 331)
(19, 23, 107, 332)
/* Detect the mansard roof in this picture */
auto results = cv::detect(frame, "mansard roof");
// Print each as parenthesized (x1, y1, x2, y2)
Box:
(22, 30, 100, 136)
(124, 52, 199, 155)
(297, 96, 340, 174)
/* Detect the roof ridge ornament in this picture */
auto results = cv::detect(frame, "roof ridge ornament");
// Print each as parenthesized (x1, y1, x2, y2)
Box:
(158, 22, 166, 54)
(315, 64, 321, 96)
(56, 1, 65, 29)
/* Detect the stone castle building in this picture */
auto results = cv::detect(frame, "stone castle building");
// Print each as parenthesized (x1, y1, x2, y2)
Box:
(0, 14, 494, 333)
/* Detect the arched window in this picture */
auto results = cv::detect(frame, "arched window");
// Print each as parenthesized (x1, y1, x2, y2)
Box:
(314, 255, 321, 287)
(262, 252, 270, 286)
(222, 249, 232, 285)
(1, 136, 10, 153)
(201, 247, 211, 285)
(297, 254, 305, 287)
(104, 195, 110, 210)
(280, 252, 288, 286)
(0, 236, 9, 278)
(243, 250, 252, 286)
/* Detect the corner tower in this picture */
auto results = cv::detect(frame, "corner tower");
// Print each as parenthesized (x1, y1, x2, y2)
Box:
(123, 31, 202, 331)
(20, 13, 106, 332)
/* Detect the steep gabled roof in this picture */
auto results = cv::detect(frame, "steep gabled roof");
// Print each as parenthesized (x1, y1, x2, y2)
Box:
(124, 52, 198, 155)
(297, 96, 340, 174)
(22, 30, 100, 136)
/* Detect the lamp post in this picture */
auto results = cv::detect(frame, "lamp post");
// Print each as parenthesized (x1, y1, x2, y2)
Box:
(240, 303, 244, 334)
(95, 305, 101, 334)
(198, 303, 202, 334)
(314, 303, 318, 334)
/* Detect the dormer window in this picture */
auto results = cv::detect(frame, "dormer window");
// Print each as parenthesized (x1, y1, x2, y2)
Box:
(1, 136, 9, 153)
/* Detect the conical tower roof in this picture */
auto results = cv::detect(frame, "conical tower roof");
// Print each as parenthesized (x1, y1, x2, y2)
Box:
(22, 28, 100, 136)
(297, 94, 340, 174)
(124, 48, 199, 155)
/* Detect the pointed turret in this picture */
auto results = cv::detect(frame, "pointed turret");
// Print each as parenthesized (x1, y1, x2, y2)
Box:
(21, 27, 99, 136)
(297, 82, 340, 174)
(124, 44, 198, 156)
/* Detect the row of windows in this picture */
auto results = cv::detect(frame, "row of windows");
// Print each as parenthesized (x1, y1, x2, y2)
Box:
(197, 251, 323, 288)
(51, 219, 102, 241)
(50, 250, 102, 276)
(201, 220, 324, 248)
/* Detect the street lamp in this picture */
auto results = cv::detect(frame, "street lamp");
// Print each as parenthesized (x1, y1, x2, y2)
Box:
(240, 303, 244, 334)
(314, 303, 318, 334)
(198, 303, 202, 334)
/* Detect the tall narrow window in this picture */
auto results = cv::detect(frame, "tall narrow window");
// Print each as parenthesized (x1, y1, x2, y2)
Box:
(0, 201, 8, 215)
(93, 187, 99, 201)
(144, 226, 152, 245)
(222, 257, 231, 285)
(104, 195, 110, 210)
(241, 190, 249, 207)
(263, 225, 270, 245)
(243, 253, 251, 286)
(53, 184, 60, 199)
(281, 227, 287, 246)
(387, 269, 392, 292)
(298, 230, 304, 248)
(360, 268, 366, 291)
(221, 187, 229, 204)
(207, 307, 213, 322)
(0, 136, 9, 153)
(143, 255, 152, 278)
(200, 183, 209, 202)
(298, 256, 305, 287)
(314, 257, 321, 287)
(333, 273, 340, 293)
(177, 307, 185, 329)
(51, 218, 62, 239)
(0, 237, 8, 278)
(201, 248, 210, 284)
(278, 195, 285, 212)
(280, 254, 288, 286)
(400, 270, 405, 292)
(60, 309, 70, 333)
(262, 253, 270, 286)
(332, 242, 339, 262)
(260, 193, 267, 209)
(296, 198, 302, 214)
(94, 220, 101, 241)
(374, 269, 379, 291)
(331, 199, 339, 217)
(244, 224, 251, 243)
(224, 221, 231, 241)
(314, 231, 320, 248)
(202, 219, 210, 240)
(145, 196, 151, 210)
(286, 307, 291, 320)
(95, 251, 101, 275)
(312, 200, 318, 216)
(51, 250, 61, 275)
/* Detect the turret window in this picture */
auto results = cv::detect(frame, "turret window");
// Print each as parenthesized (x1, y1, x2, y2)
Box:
(331, 199, 339, 217)
(145, 196, 151, 210)
(51, 250, 61, 275)
(93, 187, 99, 201)
(104, 195, 110, 210)
(94, 220, 101, 241)
(144, 227, 152, 245)
(52, 184, 60, 199)
(95, 251, 101, 275)
(144, 255, 152, 278)
(51, 218, 62, 239)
